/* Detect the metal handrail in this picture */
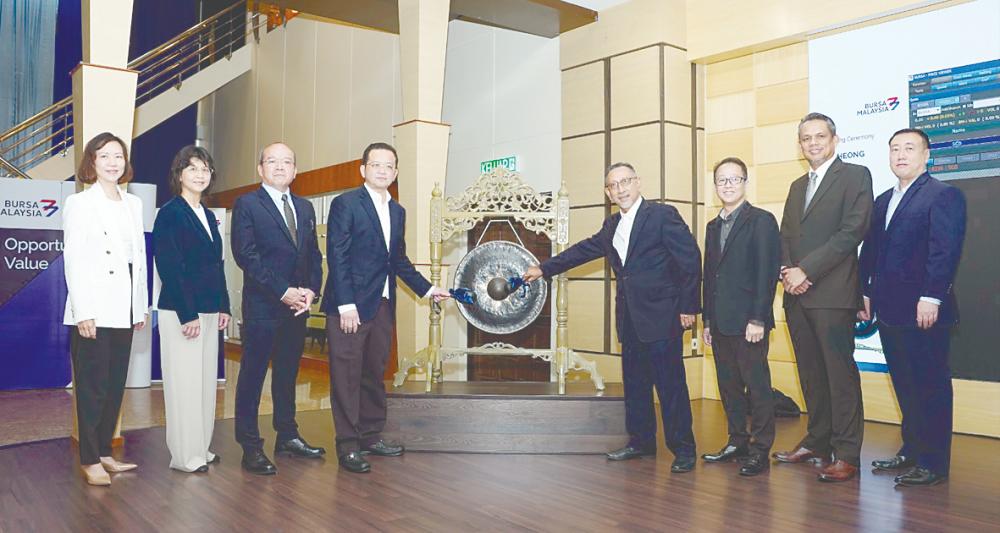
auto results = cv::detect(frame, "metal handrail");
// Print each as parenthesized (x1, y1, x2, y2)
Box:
(0, 153, 32, 179)
(0, 0, 265, 172)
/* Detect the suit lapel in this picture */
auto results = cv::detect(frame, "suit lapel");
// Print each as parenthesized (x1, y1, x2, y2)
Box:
(256, 187, 295, 246)
(178, 198, 213, 247)
(802, 158, 843, 222)
(360, 188, 389, 254)
(885, 173, 928, 235)
(718, 203, 752, 264)
(608, 213, 624, 270)
(388, 200, 402, 257)
(292, 195, 310, 246)
(623, 199, 650, 267)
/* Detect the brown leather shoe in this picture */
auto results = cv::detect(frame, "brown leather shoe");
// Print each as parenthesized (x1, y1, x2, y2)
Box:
(772, 447, 824, 464)
(818, 460, 858, 482)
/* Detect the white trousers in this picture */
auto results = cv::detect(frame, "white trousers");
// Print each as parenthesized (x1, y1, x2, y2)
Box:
(159, 310, 219, 472)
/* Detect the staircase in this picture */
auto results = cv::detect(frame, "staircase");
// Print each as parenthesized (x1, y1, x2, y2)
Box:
(0, 1, 281, 180)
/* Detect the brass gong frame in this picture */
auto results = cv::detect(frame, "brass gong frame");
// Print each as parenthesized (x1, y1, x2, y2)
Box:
(392, 167, 604, 394)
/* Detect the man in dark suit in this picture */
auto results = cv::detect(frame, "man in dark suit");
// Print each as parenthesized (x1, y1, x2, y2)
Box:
(321, 142, 451, 474)
(859, 128, 966, 487)
(523, 162, 701, 473)
(701, 157, 780, 477)
(231, 142, 325, 475)
(773, 113, 873, 482)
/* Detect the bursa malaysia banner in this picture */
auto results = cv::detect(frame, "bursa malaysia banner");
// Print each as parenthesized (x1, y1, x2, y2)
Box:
(0, 178, 156, 390)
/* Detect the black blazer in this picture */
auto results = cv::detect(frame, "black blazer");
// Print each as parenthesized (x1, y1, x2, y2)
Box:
(703, 202, 780, 336)
(540, 199, 701, 343)
(321, 186, 432, 321)
(858, 173, 966, 327)
(231, 187, 322, 320)
(153, 196, 230, 324)
(780, 157, 873, 310)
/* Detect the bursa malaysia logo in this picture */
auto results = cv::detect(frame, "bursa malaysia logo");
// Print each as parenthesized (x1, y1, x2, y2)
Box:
(857, 96, 900, 116)
(1, 198, 60, 218)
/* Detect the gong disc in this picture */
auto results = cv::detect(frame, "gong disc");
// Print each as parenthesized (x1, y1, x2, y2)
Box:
(452, 241, 547, 335)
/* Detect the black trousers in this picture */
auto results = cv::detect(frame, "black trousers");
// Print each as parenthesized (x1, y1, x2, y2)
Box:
(327, 299, 394, 456)
(879, 323, 953, 475)
(234, 313, 307, 451)
(71, 326, 134, 465)
(712, 332, 775, 455)
(785, 301, 864, 464)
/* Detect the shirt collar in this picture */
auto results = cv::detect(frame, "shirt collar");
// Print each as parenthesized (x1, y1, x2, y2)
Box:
(364, 182, 391, 207)
(719, 200, 747, 222)
(620, 196, 643, 221)
(261, 183, 290, 204)
(811, 156, 837, 181)
(894, 178, 918, 195)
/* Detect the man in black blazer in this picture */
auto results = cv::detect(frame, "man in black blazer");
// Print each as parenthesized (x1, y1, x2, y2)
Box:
(231, 142, 325, 475)
(321, 142, 450, 474)
(859, 128, 966, 486)
(524, 162, 701, 473)
(774, 113, 873, 482)
(701, 157, 780, 476)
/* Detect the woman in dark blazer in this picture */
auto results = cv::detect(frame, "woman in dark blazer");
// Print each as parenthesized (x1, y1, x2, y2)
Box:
(153, 145, 230, 473)
(63, 132, 149, 486)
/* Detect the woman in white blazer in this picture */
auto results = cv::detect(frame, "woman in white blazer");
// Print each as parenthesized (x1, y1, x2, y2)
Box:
(63, 132, 149, 486)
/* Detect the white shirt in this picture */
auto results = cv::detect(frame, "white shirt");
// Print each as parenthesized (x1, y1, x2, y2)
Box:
(613, 196, 643, 264)
(808, 155, 837, 191)
(261, 183, 297, 228)
(338, 184, 436, 315)
(884, 179, 915, 230)
(104, 194, 134, 264)
(193, 204, 213, 240)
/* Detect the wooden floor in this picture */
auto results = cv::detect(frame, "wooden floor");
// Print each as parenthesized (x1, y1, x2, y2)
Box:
(2, 400, 998, 533)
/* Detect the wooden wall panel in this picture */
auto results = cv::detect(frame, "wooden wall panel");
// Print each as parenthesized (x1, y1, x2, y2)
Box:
(562, 134, 608, 207)
(706, 55, 754, 97)
(753, 42, 809, 87)
(562, 62, 605, 137)
(706, 91, 755, 132)
(756, 80, 809, 126)
(664, 47, 693, 125)
(567, 280, 606, 353)
(610, 124, 662, 189)
(755, 159, 808, 204)
(755, 121, 801, 164)
(610, 47, 661, 129)
(665, 123, 694, 201)
(706, 128, 754, 168)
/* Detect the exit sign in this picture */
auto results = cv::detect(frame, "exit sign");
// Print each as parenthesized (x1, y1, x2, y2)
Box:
(480, 156, 518, 174)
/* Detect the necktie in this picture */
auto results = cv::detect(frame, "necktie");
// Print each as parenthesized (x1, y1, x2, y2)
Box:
(282, 194, 298, 245)
(804, 171, 819, 210)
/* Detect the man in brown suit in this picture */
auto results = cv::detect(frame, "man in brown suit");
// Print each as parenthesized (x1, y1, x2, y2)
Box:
(773, 112, 873, 482)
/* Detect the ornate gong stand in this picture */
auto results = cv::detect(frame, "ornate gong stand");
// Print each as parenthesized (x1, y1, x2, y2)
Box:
(392, 167, 605, 394)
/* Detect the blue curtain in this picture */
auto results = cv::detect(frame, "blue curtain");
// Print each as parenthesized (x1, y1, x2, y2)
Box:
(0, 0, 57, 171)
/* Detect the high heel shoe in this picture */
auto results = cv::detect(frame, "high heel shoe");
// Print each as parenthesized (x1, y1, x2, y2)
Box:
(82, 464, 111, 486)
(100, 456, 138, 473)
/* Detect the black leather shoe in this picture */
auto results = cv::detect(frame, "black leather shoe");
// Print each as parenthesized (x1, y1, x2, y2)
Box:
(739, 454, 769, 476)
(872, 455, 915, 471)
(194, 465, 209, 473)
(671, 456, 696, 473)
(241, 450, 277, 475)
(207, 454, 221, 465)
(895, 467, 946, 486)
(361, 439, 405, 457)
(338, 452, 371, 474)
(275, 438, 326, 458)
(606, 445, 656, 461)
(702, 444, 749, 463)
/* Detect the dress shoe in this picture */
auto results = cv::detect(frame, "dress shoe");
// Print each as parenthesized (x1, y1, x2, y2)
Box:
(606, 445, 656, 461)
(671, 456, 696, 473)
(207, 453, 221, 465)
(194, 465, 209, 473)
(82, 464, 111, 486)
(99, 457, 138, 473)
(895, 467, 947, 486)
(361, 439, 405, 457)
(241, 449, 277, 475)
(872, 455, 915, 471)
(274, 437, 326, 458)
(702, 444, 749, 463)
(739, 454, 769, 476)
(338, 452, 371, 474)
(773, 447, 825, 464)
(818, 460, 858, 482)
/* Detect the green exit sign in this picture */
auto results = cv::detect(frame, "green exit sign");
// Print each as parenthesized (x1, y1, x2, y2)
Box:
(480, 156, 518, 174)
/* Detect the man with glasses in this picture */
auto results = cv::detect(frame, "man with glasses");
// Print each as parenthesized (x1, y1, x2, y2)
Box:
(773, 113, 873, 482)
(321, 142, 451, 474)
(701, 157, 780, 476)
(524, 162, 701, 473)
(231, 142, 326, 475)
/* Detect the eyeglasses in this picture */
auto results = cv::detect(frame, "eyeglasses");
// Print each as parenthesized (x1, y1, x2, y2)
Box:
(714, 176, 747, 186)
(366, 161, 396, 171)
(262, 158, 294, 167)
(606, 176, 638, 191)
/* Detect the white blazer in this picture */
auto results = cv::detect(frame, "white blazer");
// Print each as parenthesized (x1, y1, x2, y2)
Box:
(63, 184, 149, 328)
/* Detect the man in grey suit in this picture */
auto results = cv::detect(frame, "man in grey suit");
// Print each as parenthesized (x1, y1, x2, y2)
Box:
(772, 113, 873, 482)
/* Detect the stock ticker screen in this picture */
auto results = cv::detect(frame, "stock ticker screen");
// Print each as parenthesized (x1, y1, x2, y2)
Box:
(909, 58, 1000, 181)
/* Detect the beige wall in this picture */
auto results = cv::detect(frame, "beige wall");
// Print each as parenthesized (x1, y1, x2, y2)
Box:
(695, 2, 1000, 437)
(560, 0, 705, 394)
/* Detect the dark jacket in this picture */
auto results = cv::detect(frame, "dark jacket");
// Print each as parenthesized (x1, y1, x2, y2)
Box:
(231, 187, 322, 320)
(153, 196, 230, 324)
(320, 186, 432, 321)
(540, 199, 701, 343)
(703, 202, 780, 336)
(858, 173, 966, 327)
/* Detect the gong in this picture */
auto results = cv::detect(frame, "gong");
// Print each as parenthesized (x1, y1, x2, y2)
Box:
(452, 241, 547, 335)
